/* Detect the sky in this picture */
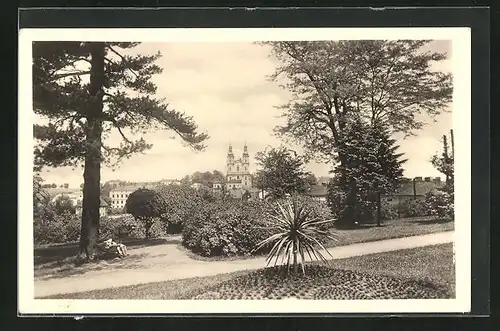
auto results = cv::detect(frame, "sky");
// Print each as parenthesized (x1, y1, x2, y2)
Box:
(37, 40, 452, 188)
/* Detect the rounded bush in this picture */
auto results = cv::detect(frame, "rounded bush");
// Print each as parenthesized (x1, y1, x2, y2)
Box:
(424, 191, 454, 220)
(182, 198, 272, 257)
(397, 198, 430, 218)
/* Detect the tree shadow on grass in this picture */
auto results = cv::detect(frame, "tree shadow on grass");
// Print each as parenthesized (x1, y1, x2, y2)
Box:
(35, 252, 160, 280)
(414, 218, 453, 225)
(35, 238, 184, 280)
(34, 237, 179, 265)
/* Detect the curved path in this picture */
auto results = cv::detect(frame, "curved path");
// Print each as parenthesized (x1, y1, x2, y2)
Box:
(34, 231, 454, 298)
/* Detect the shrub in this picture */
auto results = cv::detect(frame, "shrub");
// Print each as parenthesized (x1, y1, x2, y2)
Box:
(380, 203, 399, 220)
(397, 198, 430, 218)
(182, 194, 335, 258)
(34, 212, 153, 246)
(63, 214, 81, 242)
(34, 216, 68, 244)
(53, 195, 76, 215)
(98, 215, 155, 241)
(155, 184, 200, 234)
(182, 198, 272, 257)
(424, 190, 454, 220)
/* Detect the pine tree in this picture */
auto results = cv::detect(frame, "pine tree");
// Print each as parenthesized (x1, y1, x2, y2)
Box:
(33, 42, 208, 259)
(329, 119, 406, 228)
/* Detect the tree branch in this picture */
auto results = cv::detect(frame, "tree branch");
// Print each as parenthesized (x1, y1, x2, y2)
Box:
(52, 70, 91, 80)
(107, 45, 139, 78)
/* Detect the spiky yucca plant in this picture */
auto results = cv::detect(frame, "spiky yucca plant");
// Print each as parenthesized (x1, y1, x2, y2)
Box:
(253, 197, 339, 275)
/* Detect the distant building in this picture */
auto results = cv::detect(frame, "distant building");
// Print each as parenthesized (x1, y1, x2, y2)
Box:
(226, 143, 252, 190)
(47, 188, 82, 206)
(382, 176, 444, 206)
(76, 197, 110, 217)
(304, 176, 443, 206)
(109, 183, 156, 210)
(159, 179, 181, 186)
(190, 182, 208, 190)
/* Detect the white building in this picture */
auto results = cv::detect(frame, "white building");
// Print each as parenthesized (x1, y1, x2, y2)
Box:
(190, 182, 206, 190)
(159, 179, 181, 186)
(109, 184, 154, 210)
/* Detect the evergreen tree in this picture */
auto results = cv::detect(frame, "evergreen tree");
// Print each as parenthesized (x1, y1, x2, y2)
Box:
(328, 119, 406, 228)
(33, 42, 208, 258)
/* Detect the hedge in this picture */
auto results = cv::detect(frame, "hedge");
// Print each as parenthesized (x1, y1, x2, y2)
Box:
(34, 213, 163, 245)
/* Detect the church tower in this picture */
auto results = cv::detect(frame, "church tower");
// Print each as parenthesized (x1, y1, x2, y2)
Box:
(227, 143, 235, 173)
(225, 143, 252, 191)
(241, 143, 251, 189)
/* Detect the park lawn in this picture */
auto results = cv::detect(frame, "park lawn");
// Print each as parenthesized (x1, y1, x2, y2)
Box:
(331, 218, 454, 248)
(43, 243, 455, 300)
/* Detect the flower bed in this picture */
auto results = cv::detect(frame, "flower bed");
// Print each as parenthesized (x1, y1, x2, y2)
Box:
(192, 265, 450, 300)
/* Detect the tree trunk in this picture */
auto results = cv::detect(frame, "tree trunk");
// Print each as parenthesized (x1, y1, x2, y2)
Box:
(376, 191, 382, 227)
(79, 42, 105, 259)
(144, 219, 151, 239)
(412, 178, 417, 199)
(293, 240, 298, 275)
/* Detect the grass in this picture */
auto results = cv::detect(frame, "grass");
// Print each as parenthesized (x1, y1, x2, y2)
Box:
(183, 217, 454, 262)
(42, 243, 454, 300)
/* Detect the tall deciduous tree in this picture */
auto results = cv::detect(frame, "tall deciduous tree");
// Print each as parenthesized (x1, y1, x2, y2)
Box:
(265, 41, 452, 158)
(264, 40, 451, 221)
(255, 146, 313, 200)
(33, 42, 208, 258)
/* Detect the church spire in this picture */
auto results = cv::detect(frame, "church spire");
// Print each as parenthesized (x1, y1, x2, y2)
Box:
(243, 142, 248, 156)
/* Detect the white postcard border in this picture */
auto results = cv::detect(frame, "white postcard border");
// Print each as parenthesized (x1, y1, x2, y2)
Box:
(18, 27, 471, 314)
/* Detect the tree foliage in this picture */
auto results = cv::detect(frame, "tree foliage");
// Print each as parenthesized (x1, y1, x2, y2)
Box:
(125, 188, 165, 238)
(33, 42, 208, 169)
(255, 146, 314, 200)
(431, 129, 454, 192)
(328, 120, 406, 227)
(155, 184, 199, 233)
(33, 42, 208, 257)
(33, 174, 54, 225)
(53, 195, 76, 215)
(190, 170, 226, 187)
(263, 40, 452, 161)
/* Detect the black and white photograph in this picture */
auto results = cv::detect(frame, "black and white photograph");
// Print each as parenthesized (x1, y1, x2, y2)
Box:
(18, 27, 471, 314)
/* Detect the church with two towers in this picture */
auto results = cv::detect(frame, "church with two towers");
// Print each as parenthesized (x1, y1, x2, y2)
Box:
(225, 143, 253, 190)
